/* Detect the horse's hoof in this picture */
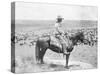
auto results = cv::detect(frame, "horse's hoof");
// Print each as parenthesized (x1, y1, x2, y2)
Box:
(64, 66, 69, 69)
(41, 62, 45, 64)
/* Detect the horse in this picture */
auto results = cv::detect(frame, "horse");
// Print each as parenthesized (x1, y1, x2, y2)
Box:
(35, 31, 85, 68)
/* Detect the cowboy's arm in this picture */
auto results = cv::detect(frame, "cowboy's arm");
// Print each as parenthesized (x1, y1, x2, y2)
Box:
(56, 26, 65, 35)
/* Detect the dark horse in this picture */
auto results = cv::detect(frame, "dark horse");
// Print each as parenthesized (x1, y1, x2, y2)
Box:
(35, 31, 84, 68)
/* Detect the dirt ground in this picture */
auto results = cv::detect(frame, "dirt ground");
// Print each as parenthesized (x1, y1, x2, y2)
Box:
(14, 43, 97, 73)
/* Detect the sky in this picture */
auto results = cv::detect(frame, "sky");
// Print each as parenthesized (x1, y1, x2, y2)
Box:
(15, 2, 98, 20)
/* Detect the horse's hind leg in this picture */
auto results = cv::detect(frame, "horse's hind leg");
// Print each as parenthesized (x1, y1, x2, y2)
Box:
(40, 48, 47, 64)
(35, 46, 40, 64)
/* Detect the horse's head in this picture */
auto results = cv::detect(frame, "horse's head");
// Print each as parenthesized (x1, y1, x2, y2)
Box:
(69, 31, 85, 45)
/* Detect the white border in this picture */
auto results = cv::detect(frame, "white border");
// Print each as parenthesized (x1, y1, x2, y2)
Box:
(0, 0, 99, 75)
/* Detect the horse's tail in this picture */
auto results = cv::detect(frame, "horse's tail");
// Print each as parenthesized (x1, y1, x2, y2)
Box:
(35, 41, 40, 63)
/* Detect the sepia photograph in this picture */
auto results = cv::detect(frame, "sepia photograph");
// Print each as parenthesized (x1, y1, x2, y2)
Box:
(11, 2, 98, 73)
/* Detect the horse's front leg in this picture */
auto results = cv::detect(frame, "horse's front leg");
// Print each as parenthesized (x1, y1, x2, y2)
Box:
(65, 53, 70, 69)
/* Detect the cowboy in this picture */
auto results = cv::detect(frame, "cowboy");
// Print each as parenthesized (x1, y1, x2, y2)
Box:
(54, 15, 68, 54)
(55, 15, 64, 34)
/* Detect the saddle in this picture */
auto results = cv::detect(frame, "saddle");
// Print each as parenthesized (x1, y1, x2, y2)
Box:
(50, 35, 62, 49)
(50, 33, 72, 49)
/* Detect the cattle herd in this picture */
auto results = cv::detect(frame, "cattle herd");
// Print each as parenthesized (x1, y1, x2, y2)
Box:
(11, 28, 97, 47)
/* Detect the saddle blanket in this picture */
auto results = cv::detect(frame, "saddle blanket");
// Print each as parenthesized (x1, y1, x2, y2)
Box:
(50, 36, 62, 48)
(38, 36, 62, 49)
